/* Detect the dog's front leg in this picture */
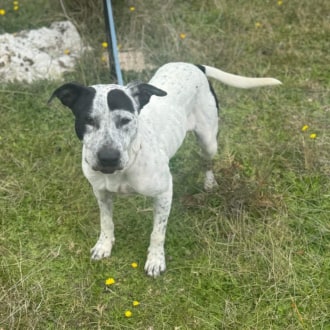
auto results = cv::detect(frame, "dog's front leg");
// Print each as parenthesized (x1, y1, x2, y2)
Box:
(145, 176, 173, 277)
(90, 189, 115, 260)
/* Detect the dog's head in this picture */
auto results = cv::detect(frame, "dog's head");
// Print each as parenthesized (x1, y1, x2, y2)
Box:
(49, 81, 167, 174)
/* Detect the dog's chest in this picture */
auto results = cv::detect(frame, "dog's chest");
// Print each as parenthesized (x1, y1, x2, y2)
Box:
(83, 164, 135, 194)
(101, 174, 136, 194)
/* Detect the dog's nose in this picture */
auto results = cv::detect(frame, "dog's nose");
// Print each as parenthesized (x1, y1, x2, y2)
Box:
(97, 148, 120, 167)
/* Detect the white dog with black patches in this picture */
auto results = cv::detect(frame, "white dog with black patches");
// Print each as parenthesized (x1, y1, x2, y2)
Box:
(49, 62, 281, 277)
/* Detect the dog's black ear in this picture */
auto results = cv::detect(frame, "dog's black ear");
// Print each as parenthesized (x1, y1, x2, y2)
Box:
(48, 83, 95, 115)
(127, 81, 167, 112)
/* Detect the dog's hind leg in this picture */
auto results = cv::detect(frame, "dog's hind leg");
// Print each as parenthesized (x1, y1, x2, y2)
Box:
(194, 95, 219, 191)
(195, 129, 219, 191)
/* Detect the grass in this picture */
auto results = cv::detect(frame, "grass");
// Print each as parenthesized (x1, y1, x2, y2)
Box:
(1, 0, 330, 328)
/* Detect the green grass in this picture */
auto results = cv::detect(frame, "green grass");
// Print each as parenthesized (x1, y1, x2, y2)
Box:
(1, 0, 330, 329)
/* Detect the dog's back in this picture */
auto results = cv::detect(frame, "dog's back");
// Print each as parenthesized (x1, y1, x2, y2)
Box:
(139, 63, 216, 159)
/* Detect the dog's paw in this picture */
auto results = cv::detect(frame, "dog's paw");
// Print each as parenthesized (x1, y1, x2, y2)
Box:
(90, 236, 114, 260)
(204, 170, 218, 191)
(144, 249, 166, 277)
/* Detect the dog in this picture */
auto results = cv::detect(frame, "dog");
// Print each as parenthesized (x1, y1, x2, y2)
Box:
(49, 62, 281, 277)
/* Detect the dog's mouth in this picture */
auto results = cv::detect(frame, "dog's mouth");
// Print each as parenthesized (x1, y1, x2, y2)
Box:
(85, 157, 124, 174)
(93, 166, 123, 174)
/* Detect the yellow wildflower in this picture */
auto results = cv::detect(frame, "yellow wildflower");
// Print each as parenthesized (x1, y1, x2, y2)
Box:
(277, 0, 283, 5)
(0, 9, 6, 15)
(131, 262, 138, 268)
(129, 6, 136, 12)
(64, 49, 70, 55)
(13, 5, 19, 11)
(179, 33, 187, 40)
(255, 22, 262, 28)
(101, 54, 108, 63)
(309, 133, 317, 139)
(105, 277, 115, 285)
(301, 125, 309, 132)
(124, 310, 132, 318)
(132, 300, 140, 307)
(102, 41, 108, 49)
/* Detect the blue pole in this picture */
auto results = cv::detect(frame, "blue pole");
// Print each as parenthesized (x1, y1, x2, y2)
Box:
(104, 0, 124, 85)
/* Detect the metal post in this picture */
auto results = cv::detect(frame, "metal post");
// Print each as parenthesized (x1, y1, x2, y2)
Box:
(103, 0, 124, 85)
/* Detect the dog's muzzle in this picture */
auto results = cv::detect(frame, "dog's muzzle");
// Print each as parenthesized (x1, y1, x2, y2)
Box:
(94, 147, 123, 174)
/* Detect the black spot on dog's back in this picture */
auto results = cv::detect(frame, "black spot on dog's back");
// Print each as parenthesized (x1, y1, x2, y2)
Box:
(195, 64, 219, 110)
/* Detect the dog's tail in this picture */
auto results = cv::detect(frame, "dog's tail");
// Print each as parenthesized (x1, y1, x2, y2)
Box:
(200, 65, 282, 89)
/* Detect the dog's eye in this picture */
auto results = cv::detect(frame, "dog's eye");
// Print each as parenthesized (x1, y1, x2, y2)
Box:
(85, 116, 95, 126)
(118, 118, 131, 127)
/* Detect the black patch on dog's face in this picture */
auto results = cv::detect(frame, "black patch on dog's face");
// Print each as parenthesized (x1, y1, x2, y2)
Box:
(107, 89, 135, 113)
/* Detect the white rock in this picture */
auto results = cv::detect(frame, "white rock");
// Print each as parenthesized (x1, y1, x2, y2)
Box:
(0, 21, 86, 83)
